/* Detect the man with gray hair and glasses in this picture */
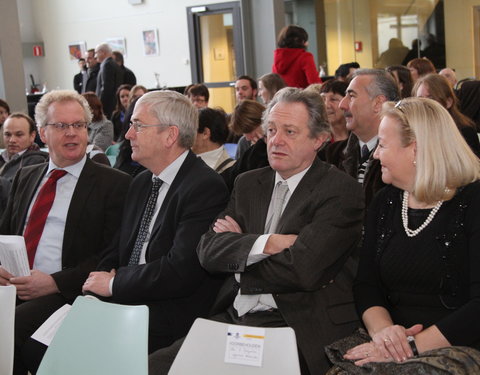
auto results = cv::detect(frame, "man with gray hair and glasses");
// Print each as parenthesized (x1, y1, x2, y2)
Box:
(149, 87, 364, 374)
(83, 91, 229, 355)
(325, 68, 400, 206)
(0, 90, 131, 375)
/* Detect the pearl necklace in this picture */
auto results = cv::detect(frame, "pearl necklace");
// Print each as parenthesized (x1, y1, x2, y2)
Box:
(401, 191, 443, 237)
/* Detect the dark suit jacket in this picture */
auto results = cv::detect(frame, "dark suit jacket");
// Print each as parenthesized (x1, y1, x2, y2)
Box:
(97, 151, 229, 349)
(84, 64, 99, 93)
(197, 158, 365, 374)
(324, 133, 385, 207)
(0, 158, 131, 300)
(95, 57, 122, 117)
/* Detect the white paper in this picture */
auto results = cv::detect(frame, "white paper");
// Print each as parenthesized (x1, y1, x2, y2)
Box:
(31, 304, 72, 346)
(225, 325, 265, 367)
(0, 235, 30, 277)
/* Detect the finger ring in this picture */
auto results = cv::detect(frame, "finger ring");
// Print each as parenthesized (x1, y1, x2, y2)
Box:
(365, 352, 369, 357)
(384, 338, 390, 342)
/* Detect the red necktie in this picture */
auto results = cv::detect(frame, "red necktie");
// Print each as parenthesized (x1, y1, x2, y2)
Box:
(24, 169, 67, 268)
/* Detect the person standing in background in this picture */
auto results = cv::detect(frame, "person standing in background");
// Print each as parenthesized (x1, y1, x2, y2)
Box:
(272, 25, 322, 88)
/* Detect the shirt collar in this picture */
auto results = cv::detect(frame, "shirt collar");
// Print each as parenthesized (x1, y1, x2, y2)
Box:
(358, 136, 378, 152)
(47, 154, 87, 178)
(153, 150, 189, 186)
(274, 165, 311, 195)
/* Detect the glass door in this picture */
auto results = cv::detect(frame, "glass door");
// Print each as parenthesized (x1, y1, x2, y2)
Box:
(187, 2, 244, 113)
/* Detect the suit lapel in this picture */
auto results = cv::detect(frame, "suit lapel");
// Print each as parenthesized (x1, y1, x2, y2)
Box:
(250, 168, 275, 234)
(16, 164, 48, 234)
(62, 159, 97, 255)
(275, 158, 328, 233)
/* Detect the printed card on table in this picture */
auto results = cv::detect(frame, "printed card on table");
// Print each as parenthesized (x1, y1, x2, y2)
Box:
(225, 325, 265, 367)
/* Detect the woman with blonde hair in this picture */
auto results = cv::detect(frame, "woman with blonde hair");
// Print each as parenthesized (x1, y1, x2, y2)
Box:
(326, 97, 480, 374)
(413, 73, 480, 156)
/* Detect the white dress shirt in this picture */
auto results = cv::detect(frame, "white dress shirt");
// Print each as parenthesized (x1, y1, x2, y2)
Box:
(26, 155, 87, 274)
(234, 165, 311, 316)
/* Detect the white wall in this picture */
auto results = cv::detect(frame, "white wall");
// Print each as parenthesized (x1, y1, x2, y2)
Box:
(17, 0, 227, 91)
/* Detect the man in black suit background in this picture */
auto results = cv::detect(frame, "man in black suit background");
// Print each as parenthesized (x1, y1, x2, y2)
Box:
(83, 49, 99, 94)
(149, 88, 365, 374)
(95, 43, 122, 118)
(83, 91, 229, 353)
(0, 90, 131, 374)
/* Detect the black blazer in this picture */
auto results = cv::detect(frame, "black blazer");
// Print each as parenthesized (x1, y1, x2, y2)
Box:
(198, 158, 365, 374)
(96, 57, 122, 118)
(0, 158, 131, 300)
(98, 151, 229, 346)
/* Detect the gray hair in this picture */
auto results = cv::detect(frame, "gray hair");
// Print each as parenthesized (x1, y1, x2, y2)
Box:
(95, 43, 112, 54)
(136, 90, 198, 148)
(262, 87, 330, 138)
(35, 90, 92, 128)
(352, 68, 400, 101)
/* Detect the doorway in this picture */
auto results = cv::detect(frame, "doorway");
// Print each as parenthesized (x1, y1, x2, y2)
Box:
(187, 2, 244, 113)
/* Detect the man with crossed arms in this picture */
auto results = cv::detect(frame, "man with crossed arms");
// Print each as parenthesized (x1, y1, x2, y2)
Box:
(149, 87, 364, 374)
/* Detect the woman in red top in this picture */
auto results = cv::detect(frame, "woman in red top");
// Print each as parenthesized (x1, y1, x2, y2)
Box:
(272, 25, 322, 89)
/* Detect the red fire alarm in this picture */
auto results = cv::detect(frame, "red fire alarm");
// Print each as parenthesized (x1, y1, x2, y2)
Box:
(354, 41, 362, 52)
(33, 45, 43, 57)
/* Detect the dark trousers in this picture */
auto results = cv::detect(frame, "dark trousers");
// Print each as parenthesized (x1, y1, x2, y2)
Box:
(148, 305, 311, 375)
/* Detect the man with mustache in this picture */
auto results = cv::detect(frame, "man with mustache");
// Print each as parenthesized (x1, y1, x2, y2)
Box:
(325, 69, 400, 206)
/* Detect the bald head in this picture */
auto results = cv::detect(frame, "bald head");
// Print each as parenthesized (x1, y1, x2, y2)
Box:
(94, 43, 112, 63)
(439, 68, 457, 88)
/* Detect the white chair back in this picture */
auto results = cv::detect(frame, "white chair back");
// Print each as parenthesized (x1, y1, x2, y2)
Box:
(0, 285, 16, 375)
(169, 318, 301, 374)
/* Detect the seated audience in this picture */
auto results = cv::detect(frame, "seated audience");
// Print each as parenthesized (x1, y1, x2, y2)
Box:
(149, 87, 364, 375)
(110, 84, 132, 141)
(128, 84, 148, 105)
(0, 113, 48, 210)
(386, 65, 414, 99)
(335, 62, 360, 82)
(457, 80, 480, 131)
(83, 91, 229, 357)
(439, 67, 458, 88)
(272, 25, 322, 88)
(113, 97, 146, 177)
(0, 90, 131, 375)
(413, 73, 480, 156)
(82, 92, 114, 151)
(0, 98, 11, 148)
(325, 69, 399, 207)
(257, 73, 286, 105)
(234, 75, 258, 102)
(406, 57, 435, 83)
(230, 99, 265, 159)
(326, 97, 480, 374)
(186, 83, 209, 109)
(192, 107, 235, 173)
(317, 79, 349, 142)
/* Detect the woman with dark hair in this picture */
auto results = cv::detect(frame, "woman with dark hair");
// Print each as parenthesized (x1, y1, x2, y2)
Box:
(110, 84, 131, 141)
(413, 73, 480, 156)
(113, 96, 146, 177)
(272, 24, 322, 88)
(230, 99, 265, 159)
(257, 73, 286, 105)
(82, 92, 114, 151)
(386, 65, 414, 99)
(406, 58, 436, 83)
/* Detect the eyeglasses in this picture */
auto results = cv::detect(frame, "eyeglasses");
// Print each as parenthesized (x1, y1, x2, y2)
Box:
(129, 121, 169, 133)
(45, 122, 88, 131)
